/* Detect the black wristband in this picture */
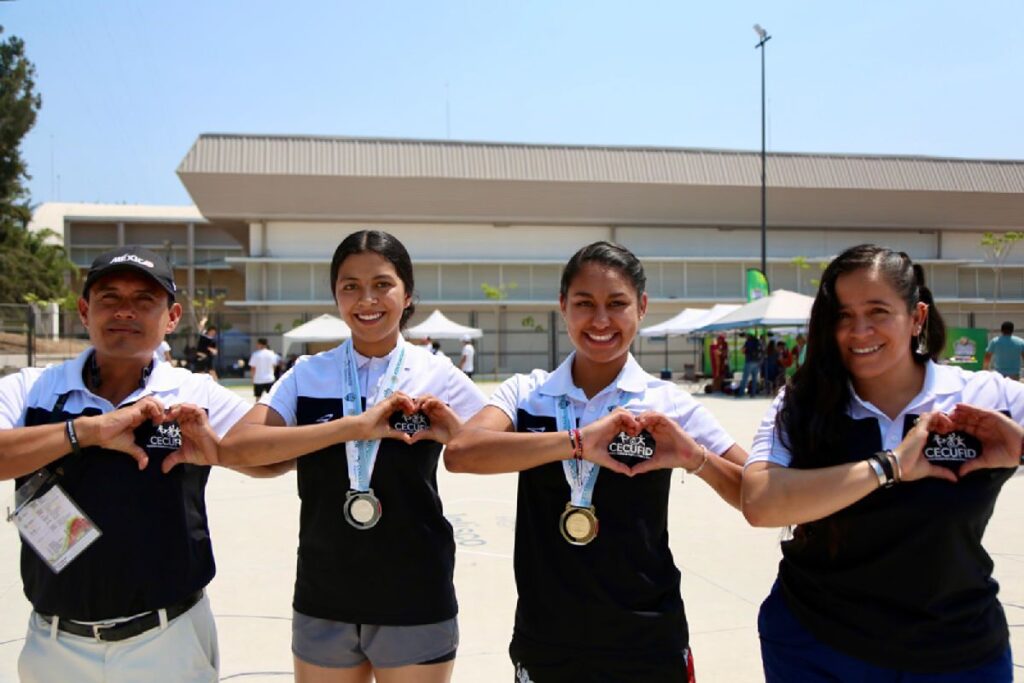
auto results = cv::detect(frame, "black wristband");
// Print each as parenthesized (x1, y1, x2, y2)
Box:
(872, 452, 895, 488)
(65, 419, 82, 456)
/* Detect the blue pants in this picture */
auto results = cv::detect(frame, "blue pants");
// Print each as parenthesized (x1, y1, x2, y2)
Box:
(758, 582, 1012, 682)
(739, 361, 760, 397)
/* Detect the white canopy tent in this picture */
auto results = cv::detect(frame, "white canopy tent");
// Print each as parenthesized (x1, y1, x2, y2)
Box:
(638, 308, 708, 337)
(406, 309, 483, 340)
(639, 305, 742, 377)
(697, 290, 814, 332)
(282, 314, 352, 355)
(683, 304, 742, 333)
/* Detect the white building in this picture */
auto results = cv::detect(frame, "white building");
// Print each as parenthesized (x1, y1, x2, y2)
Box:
(33, 135, 1024, 375)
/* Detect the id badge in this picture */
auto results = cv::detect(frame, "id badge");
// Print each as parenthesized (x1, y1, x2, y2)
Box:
(6, 470, 101, 573)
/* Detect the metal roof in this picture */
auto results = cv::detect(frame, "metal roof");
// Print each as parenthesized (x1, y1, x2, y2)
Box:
(178, 134, 1024, 194)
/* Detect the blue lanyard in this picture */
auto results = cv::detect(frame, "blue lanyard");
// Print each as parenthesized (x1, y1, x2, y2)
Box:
(341, 339, 406, 491)
(554, 390, 631, 507)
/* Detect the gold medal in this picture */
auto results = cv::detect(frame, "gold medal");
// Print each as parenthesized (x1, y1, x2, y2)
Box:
(559, 503, 598, 545)
(344, 489, 382, 530)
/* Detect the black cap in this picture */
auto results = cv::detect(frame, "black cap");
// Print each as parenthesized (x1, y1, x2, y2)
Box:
(83, 246, 177, 300)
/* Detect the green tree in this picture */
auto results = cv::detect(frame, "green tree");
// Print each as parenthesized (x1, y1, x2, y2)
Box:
(0, 26, 72, 305)
(480, 281, 517, 300)
(0, 26, 40, 218)
(980, 231, 1023, 301)
(0, 227, 76, 304)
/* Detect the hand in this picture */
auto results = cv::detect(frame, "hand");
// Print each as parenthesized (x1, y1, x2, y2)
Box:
(578, 408, 641, 477)
(409, 395, 462, 445)
(891, 411, 959, 484)
(949, 403, 1024, 476)
(356, 391, 417, 444)
(162, 403, 220, 473)
(629, 411, 706, 476)
(78, 396, 167, 470)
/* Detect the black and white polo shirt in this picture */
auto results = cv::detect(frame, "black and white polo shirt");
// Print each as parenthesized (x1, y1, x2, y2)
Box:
(749, 362, 1024, 672)
(488, 352, 735, 659)
(261, 341, 486, 625)
(0, 349, 250, 622)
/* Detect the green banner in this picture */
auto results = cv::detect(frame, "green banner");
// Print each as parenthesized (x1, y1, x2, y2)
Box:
(944, 327, 988, 371)
(746, 268, 769, 302)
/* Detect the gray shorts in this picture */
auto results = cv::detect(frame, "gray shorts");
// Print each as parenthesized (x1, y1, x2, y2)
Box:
(292, 611, 458, 669)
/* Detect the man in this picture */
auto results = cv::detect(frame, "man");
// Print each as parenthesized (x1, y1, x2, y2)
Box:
(458, 334, 475, 378)
(984, 321, 1024, 380)
(737, 332, 762, 398)
(153, 339, 172, 364)
(248, 337, 280, 399)
(0, 246, 270, 683)
(195, 324, 219, 379)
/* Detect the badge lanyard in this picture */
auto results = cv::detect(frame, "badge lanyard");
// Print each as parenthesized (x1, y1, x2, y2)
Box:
(7, 392, 103, 573)
(341, 339, 407, 492)
(554, 390, 631, 507)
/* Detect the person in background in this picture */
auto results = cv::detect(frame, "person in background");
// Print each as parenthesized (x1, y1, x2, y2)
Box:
(431, 341, 448, 361)
(776, 340, 793, 390)
(154, 339, 172, 364)
(737, 332, 762, 398)
(792, 334, 807, 373)
(710, 334, 729, 393)
(249, 338, 280, 400)
(458, 335, 475, 379)
(983, 320, 1024, 380)
(195, 324, 219, 380)
(763, 340, 780, 397)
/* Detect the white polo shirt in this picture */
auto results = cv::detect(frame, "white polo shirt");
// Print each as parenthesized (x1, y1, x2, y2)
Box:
(152, 340, 171, 364)
(748, 361, 1024, 468)
(748, 360, 1024, 672)
(263, 340, 483, 426)
(0, 348, 248, 434)
(0, 348, 251, 622)
(248, 348, 280, 385)
(488, 351, 736, 658)
(459, 343, 475, 373)
(489, 351, 735, 456)
(259, 340, 486, 626)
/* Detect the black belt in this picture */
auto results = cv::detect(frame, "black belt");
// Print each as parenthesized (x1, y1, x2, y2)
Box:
(42, 590, 204, 642)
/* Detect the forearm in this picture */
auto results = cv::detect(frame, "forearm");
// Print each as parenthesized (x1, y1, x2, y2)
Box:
(220, 418, 367, 467)
(229, 460, 296, 478)
(693, 455, 743, 509)
(0, 422, 75, 480)
(445, 428, 572, 474)
(741, 461, 880, 527)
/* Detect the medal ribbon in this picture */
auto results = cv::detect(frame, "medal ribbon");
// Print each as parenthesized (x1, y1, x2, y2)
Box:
(554, 390, 632, 507)
(341, 339, 407, 492)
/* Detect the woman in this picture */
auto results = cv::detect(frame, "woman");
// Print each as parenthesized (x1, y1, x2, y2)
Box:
(445, 242, 747, 682)
(219, 230, 486, 683)
(742, 245, 1021, 681)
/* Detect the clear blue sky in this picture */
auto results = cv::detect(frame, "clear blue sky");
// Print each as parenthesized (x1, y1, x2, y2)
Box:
(5, 0, 1023, 206)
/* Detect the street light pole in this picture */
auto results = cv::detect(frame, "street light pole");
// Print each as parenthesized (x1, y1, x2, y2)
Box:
(754, 24, 771, 278)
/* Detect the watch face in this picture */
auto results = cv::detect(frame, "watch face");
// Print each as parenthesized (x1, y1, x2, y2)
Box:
(389, 410, 431, 436)
(607, 430, 656, 468)
(922, 430, 981, 472)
